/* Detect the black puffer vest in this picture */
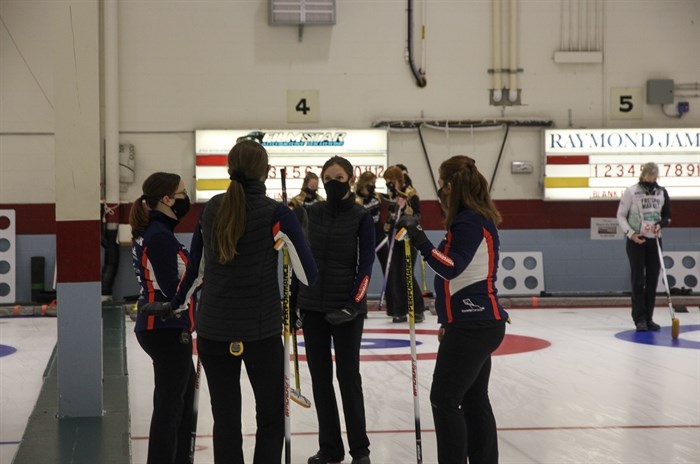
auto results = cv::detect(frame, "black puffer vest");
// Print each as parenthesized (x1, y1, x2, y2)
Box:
(299, 195, 369, 313)
(198, 182, 281, 341)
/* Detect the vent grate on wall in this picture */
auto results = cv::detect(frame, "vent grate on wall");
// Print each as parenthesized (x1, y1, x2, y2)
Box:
(269, 0, 335, 26)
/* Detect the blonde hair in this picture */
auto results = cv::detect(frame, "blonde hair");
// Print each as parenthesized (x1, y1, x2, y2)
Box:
(639, 162, 659, 182)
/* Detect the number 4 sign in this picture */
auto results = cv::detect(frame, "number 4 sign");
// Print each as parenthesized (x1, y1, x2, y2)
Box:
(287, 90, 320, 123)
(610, 87, 643, 120)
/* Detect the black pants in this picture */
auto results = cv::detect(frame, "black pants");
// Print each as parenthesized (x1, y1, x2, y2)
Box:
(136, 329, 195, 464)
(302, 310, 370, 461)
(430, 323, 506, 464)
(386, 241, 425, 317)
(198, 335, 284, 464)
(626, 237, 662, 324)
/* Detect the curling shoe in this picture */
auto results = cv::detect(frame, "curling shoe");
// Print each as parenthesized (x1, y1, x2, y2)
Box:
(635, 321, 648, 332)
(351, 456, 371, 464)
(647, 320, 661, 331)
(414, 312, 425, 323)
(308, 451, 342, 464)
(392, 315, 408, 323)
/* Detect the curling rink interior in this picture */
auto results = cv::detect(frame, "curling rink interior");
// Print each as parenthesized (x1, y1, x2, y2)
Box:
(1, 305, 699, 464)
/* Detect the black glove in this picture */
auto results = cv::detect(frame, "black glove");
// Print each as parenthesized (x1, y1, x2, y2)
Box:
(324, 306, 358, 325)
(395, 215, 429, 248)
(139, 301, 175, 321)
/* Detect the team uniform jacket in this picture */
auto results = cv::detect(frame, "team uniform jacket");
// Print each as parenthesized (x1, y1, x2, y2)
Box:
(171, 180, 317, 342)
(132, 211, 195, 333)
(290, 191, 324, 209)
(415, 209, 509, 325)
(356, 193, 386, 244)
(298, 195, 375, 314)
(617, 182, 671, 239)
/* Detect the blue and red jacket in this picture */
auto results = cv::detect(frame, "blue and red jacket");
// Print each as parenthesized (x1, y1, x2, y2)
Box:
(132, 211, 195, 333)
(415, 209, 508, 325)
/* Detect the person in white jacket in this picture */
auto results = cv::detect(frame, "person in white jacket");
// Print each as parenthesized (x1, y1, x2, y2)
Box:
(616, 162, 672, 332)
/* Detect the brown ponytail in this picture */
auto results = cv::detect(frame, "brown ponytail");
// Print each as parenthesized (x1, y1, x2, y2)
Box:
(129, 172, 181, 239)
(213, 140, 269, 263)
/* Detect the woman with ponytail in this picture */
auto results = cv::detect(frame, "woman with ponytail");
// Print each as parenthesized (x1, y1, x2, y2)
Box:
(397, 155, 509, 464)
(130, 172, 196, 464)
(162, 139, 317, 463)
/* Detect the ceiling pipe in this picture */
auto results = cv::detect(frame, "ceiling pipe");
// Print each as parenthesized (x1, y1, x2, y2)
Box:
(491, 0, 503, 103)
(407, 0, 427, 87)
(508, 0, 520, 103)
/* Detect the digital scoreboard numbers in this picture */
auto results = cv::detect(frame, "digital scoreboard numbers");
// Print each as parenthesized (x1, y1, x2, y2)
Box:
(195, 129, 388, 202)
(544, 129, 700, 200)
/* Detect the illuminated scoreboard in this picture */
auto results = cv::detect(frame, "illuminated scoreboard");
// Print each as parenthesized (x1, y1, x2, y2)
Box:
(195, 129, 388, 202)
(544, 128, 700, 200)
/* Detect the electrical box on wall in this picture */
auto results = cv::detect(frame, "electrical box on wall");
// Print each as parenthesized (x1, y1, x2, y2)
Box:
(646, 79, 674, 104)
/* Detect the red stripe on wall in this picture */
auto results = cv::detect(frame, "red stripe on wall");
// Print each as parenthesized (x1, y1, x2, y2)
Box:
(4, 199, 699, 234)
(56, 220, 101, 283)
(196, 155, 228, 166)
(546, 155, 590, 164)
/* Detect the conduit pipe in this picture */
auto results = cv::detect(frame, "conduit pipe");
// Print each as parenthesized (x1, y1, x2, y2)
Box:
(491, 0, 520, 105)
(407, 0, 427, 87)
(103, 0, 120, 296)
(508, 0, 519, 103)
(491, 0, 503, 103)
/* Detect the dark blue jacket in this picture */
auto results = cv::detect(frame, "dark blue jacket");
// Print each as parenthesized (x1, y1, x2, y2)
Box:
(416, 209, 509, 325)
(132, 211, 195, 333)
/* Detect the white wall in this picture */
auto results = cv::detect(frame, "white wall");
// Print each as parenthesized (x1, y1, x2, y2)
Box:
(1, 0, 699, 204)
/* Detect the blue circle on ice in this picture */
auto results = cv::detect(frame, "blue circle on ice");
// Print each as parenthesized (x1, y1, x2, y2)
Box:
(615, 324, 700, 349)
(0, 344, 18, 357)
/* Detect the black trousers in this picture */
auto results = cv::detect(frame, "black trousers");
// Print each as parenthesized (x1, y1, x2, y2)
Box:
(430, 323, 506, 464)
(198, 335, 284, 464)
(136, 329, 195, 464)
(302, 310, 370, 461)
(386, 241, 425, 316)
(626, 237, 662, 324)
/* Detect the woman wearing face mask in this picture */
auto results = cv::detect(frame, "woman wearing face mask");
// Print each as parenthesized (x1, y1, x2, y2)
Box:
(355, 171, 389, 278)
(382, 165, 426, 323)
(130, 172, 195, 464)
(291, 171, 325, 209)
(144, 140, 317, 463)
(617, 162, 672, 332)
(298, 156, 375, 464)
(396, 155, 508, 464)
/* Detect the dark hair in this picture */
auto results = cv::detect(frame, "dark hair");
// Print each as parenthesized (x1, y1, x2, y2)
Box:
(321, 156, 354, 180)
(439, 155, 501, 229)
(213, 140, 269, 263)
(129, 172, 181, 239)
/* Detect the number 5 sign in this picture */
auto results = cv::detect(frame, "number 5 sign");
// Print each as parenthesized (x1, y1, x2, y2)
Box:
(287, 90, 320, 123)
(610, 87, 643, 120)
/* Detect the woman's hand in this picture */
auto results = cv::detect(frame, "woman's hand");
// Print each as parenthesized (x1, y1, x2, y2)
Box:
(438, 327, 445, 343)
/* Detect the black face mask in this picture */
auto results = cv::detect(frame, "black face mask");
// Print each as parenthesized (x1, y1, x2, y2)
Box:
(324, 180, 350, 206)
(304, 187, 317, 199)
(366, 184, 376, 196)
(640, 181, 657, 192)
(170, 196, 191, 219)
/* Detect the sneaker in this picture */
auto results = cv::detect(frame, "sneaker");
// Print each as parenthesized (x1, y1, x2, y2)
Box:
(647, 320, 661, 331)
(308, 451, 342, 464)
(635, 321, 648, 332)
(392, 315, 408, 323)
(325, 307, 358, 325)
(414, 312, 425, 323)
(351, 456, 371, 464)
